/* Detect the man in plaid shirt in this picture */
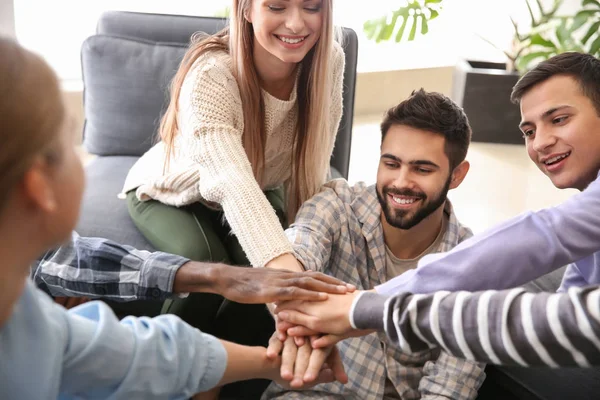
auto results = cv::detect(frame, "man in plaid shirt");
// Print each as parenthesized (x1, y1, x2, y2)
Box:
(263, 90, 485, 399)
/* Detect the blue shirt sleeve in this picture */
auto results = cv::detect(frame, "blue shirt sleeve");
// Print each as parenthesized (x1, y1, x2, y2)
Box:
(376, 173, 600, 295)
(51, 287, 227, 397)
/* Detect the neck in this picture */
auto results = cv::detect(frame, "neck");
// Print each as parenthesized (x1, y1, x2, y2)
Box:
(253, 43, 298, 100)
(382, 202, 446, 259)
(0, 211, 49, 327)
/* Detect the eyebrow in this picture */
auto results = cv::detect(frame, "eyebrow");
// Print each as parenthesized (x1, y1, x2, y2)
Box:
(381, 153, 440, 168)
(519, 105, 572, 129)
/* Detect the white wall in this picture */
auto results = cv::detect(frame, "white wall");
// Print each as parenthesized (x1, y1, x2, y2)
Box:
(0, 0, 15, 38)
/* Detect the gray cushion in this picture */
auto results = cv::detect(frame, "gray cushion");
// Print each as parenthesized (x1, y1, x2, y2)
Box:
(76, 156, 156, 251)
(81, 35, 187, 156)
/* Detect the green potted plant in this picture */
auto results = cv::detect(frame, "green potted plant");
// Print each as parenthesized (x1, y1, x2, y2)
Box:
(362, 0, 596, 144)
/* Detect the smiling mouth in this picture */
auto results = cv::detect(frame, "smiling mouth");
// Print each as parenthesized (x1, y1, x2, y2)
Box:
(543, 151, 571, 166)
(275, 35, 307, 44)
(388, 194, 422, 206)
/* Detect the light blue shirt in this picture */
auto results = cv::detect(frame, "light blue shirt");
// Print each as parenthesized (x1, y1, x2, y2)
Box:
(0, 280, 227, 399)
(376, 173, 600, 295)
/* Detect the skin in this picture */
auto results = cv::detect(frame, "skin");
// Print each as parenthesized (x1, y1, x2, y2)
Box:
(520, 74, 600, 191)
(247, 0, 323, 99)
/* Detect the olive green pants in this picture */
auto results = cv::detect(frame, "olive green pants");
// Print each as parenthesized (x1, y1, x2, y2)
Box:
(127, 189, 286, 398)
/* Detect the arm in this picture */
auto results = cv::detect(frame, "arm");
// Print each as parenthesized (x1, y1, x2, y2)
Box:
(558, 263, 590, 292)
(353, 285, 600, 367)
(31, 231, 188, 301)
(376, 173, 600, 295)
(419, 352, 485, 400)
(186, 56, 293, 268)
(32, 232, 352, 304)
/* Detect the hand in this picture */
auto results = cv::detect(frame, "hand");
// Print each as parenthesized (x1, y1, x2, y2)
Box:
(277, 319, 370, 349)
(54, 296, 91, 309)
(174, 262, 355, 304)
(275, 291, 363, 336)
(266, 332, 348, 387)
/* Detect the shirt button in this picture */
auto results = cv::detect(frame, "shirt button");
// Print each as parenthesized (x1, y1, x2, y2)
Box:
(152, 288, 161, 298)
(98, 287, 107, 295)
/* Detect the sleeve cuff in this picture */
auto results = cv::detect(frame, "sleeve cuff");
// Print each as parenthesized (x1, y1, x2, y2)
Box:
(139, 252, 190, 299)
(349, 291, 388, 331)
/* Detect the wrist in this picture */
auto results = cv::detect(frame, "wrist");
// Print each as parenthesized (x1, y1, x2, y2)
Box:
(172, 262, 222, 295)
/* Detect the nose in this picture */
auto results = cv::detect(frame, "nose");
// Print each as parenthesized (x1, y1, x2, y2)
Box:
(285, 8, 306, 34)
(391, 167, 417, 190)
(531, 127, 558, 154)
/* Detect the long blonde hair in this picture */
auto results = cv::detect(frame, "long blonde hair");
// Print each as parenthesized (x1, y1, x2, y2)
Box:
(159, 0, 337, 221)
(0, 37, 65, 214)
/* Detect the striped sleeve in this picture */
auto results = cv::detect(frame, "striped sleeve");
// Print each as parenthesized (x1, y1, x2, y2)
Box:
(351, 286, 600, 367)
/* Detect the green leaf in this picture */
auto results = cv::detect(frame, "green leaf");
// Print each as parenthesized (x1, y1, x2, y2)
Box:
(591, 34, 600, 54)
(516, 51, 556, 71)
(556, 20, 571, 49)
(529, 33, 556, 48)
(380, 12, 399, 41)
(583, 0, 600, 9)
(421, 17, 429, 35)
(408, 15, 419, 41)
(571, 13, 590, 32)
(395, 16, 409, 42)
(425, 0, 443, 3)
(574, 9, 599, 20)
(430, 10, 440, 20)
(582, 21, 600, 44)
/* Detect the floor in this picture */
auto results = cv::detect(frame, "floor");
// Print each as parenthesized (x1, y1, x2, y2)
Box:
(348, 116, 579, 234)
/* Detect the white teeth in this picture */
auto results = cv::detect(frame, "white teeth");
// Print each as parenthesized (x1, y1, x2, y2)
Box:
(392, 196, 416, 205)
(278, 36, 305, 44)
(544, 152, 570, 165)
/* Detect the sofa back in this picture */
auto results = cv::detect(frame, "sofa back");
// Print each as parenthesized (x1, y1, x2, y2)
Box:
(81, 11, 358, 178)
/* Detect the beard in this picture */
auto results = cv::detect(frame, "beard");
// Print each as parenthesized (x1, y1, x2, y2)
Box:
(376, 176, 451, 230)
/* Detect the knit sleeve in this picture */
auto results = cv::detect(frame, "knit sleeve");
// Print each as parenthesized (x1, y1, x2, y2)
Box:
(184, 53, 293, 267)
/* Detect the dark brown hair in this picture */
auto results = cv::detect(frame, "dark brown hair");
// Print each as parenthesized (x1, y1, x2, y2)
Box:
(511, 52, 600, 114)
(381, 89, 471, 169)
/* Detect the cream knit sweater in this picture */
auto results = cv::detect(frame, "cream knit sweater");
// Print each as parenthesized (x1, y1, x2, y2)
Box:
(122, 41, 345, 267)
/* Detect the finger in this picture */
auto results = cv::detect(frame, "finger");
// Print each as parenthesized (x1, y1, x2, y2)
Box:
(303, 347, 329, 383)
(312, 369, 335, 385)
(293, 274, 348, 295)
(267, 333, 284, 359)
(65, 297, 80, 309)
(277, 310, 318, 331)
(276, 318, 293, 342)
(312, 334, 343, 349)
(294, 335, 306, 346)
(281, 337, 297, 381)
(304, 271, 352, 289)
(288, 325, 320, 337)
(328, 347, 348, 384)
(291, 341, 312, 388)
(272, 287, 328, 302)
(273, 300, 302, 314)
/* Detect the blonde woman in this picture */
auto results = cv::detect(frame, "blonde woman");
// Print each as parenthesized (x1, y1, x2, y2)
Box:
(120, 0, 345, 396)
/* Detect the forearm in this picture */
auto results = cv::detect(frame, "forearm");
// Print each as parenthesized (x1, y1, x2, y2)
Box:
(352, 286, 600, 367)
(216, 342, 279, 386)
(376, 174, 600, 295)
(32, 232, 188, 301)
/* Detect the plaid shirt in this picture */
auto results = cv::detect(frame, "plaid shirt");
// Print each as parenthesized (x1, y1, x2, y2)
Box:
(31, 232, 189, 301)
(263, 180, 485, 400)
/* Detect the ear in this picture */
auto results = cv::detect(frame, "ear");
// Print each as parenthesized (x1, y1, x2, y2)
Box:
(449, 160, 470, 190)
(244, 9, 252, 23)
(21, 157, 57, 213)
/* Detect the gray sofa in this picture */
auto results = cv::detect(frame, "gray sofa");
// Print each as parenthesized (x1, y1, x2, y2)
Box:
(76, 10, 358, 253)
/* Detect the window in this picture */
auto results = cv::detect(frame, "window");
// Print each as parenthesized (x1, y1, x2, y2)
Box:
(14, 0, 578, 82)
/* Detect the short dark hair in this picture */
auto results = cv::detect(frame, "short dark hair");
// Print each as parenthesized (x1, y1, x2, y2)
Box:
(380, 89, 471, 170)
(511, 52, 600, 114)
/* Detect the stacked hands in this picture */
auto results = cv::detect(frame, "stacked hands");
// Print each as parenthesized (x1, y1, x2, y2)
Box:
(262, 280, 375, 390)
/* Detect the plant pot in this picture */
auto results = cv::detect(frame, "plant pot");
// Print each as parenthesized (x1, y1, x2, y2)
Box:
(451, 60, 523, 145)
